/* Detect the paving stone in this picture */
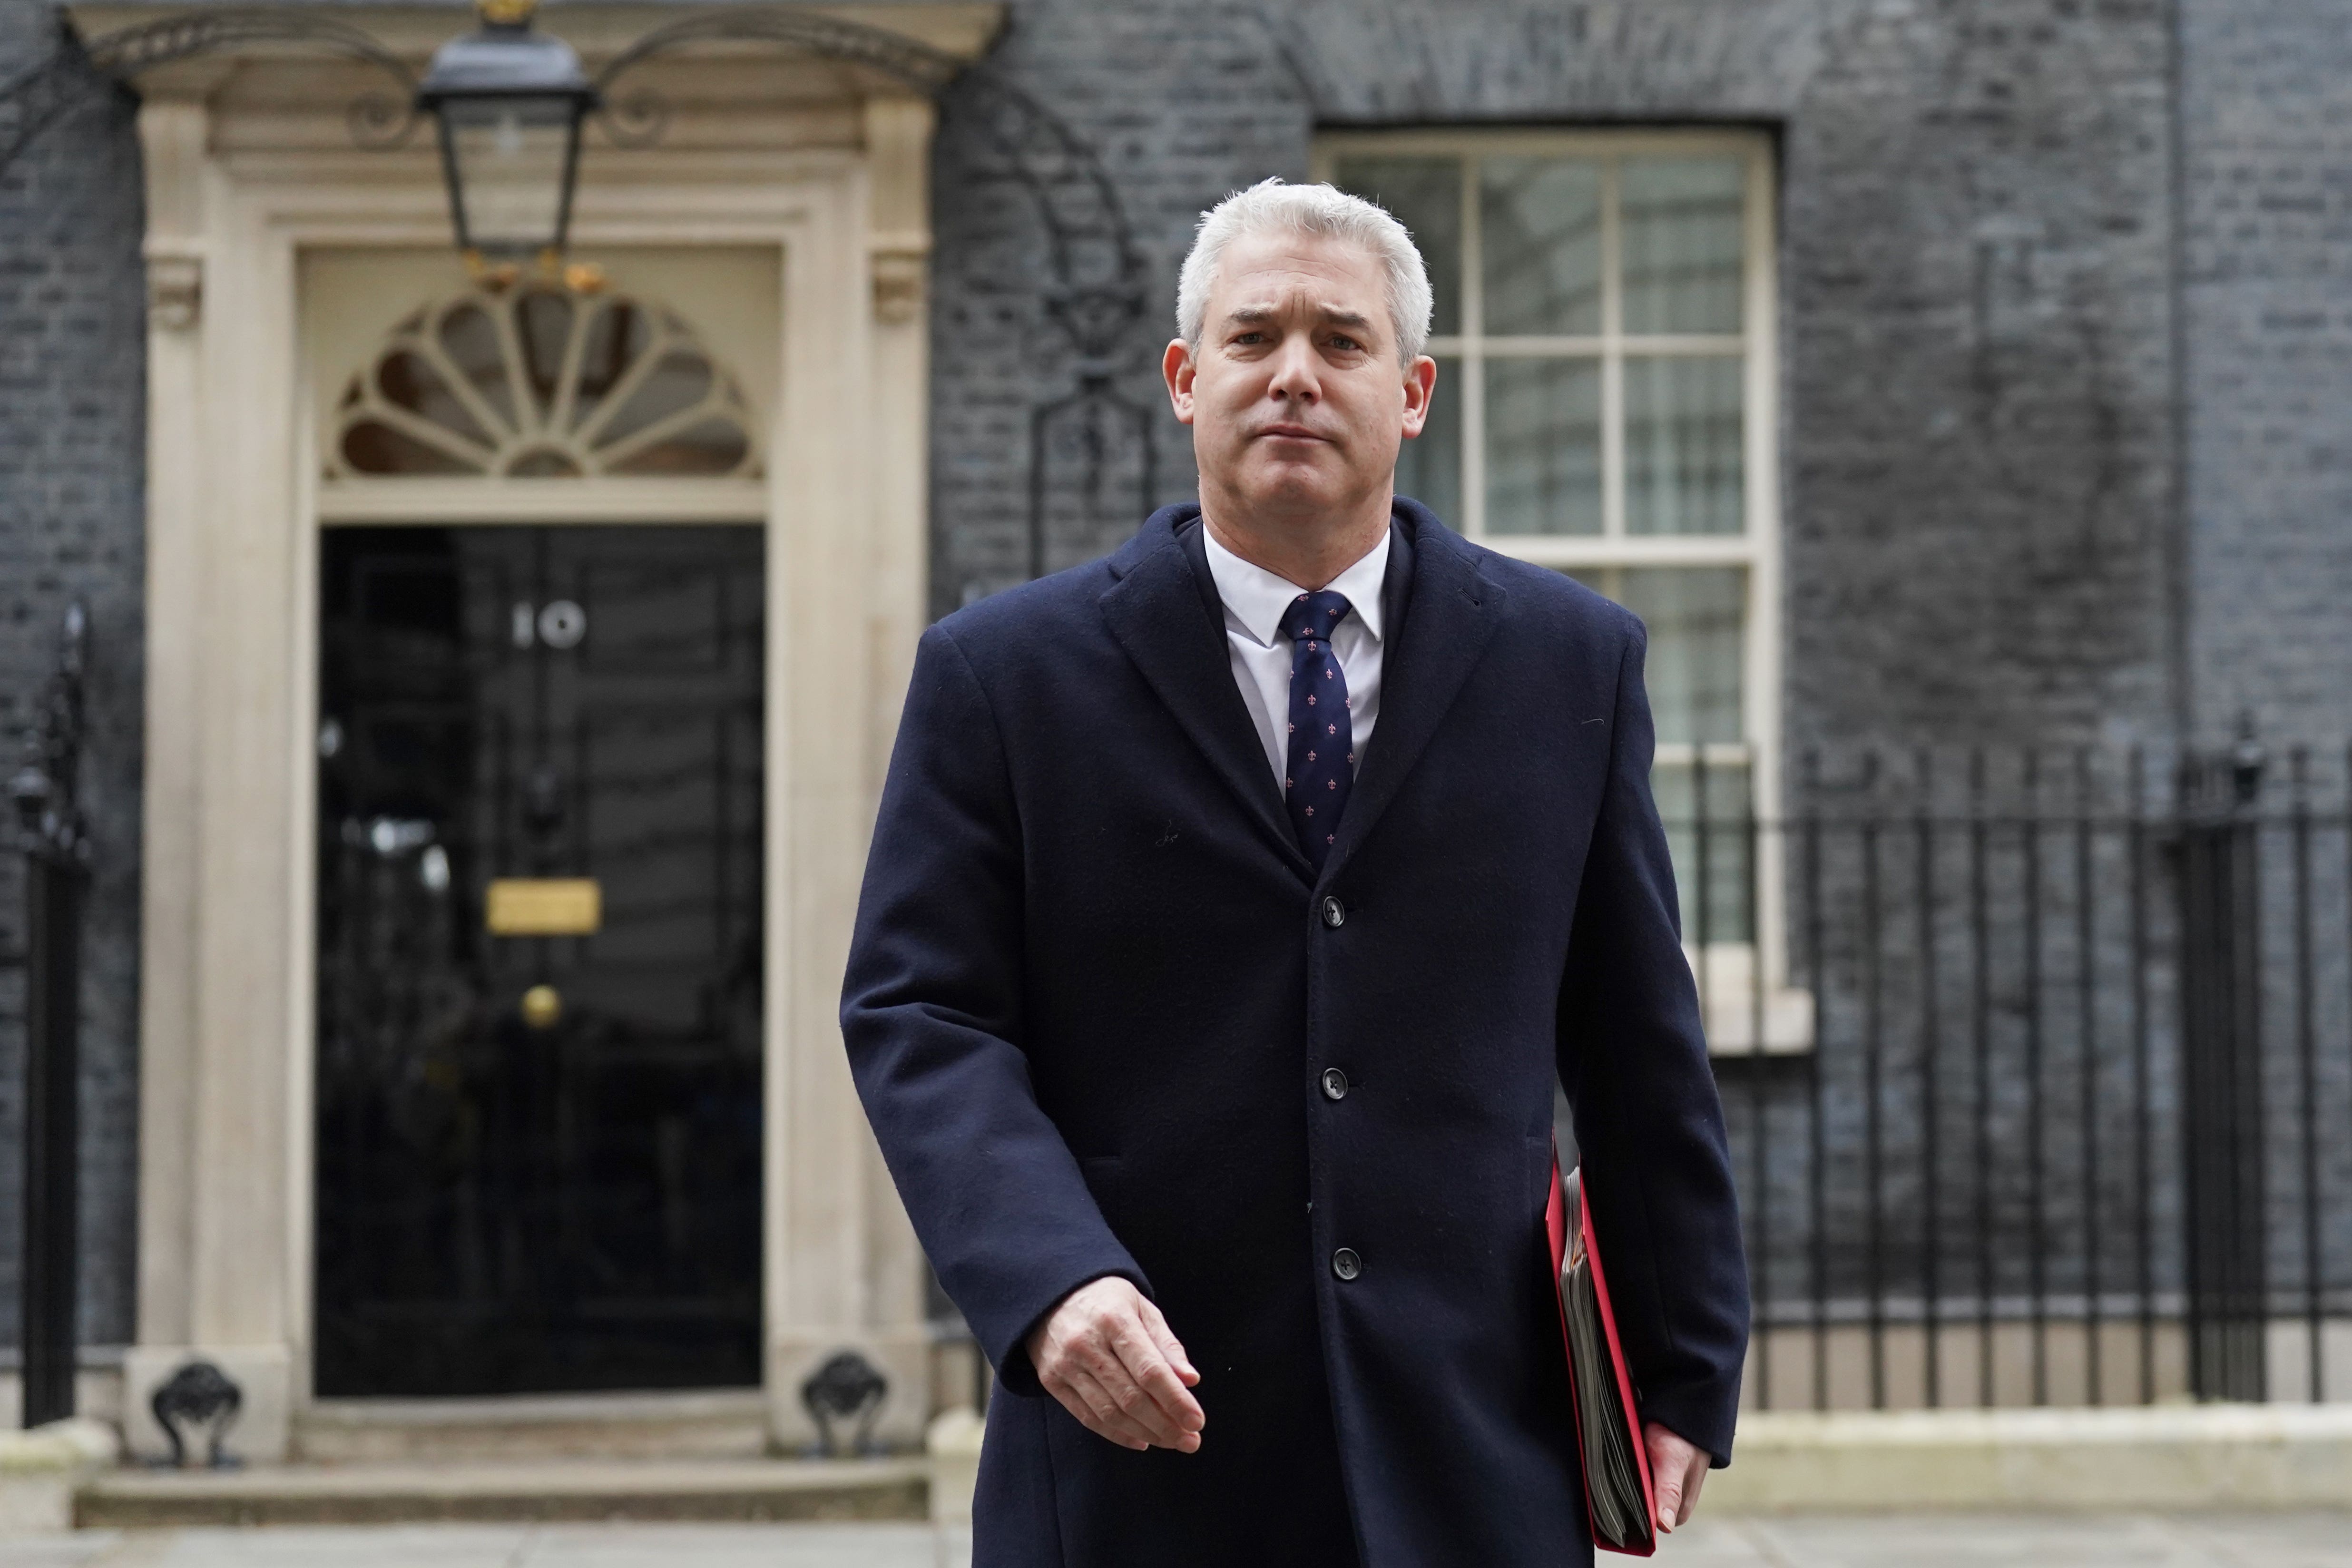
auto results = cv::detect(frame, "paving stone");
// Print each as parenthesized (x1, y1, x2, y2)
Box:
(2156, 1512, 2352, 1568)
(1740, 1512, 2228, 1568)
(117, 1526, 526, 1568)
(1647, 1517, 1781, 1564)
(0, 1515, 2342, 1568)
(0, 1535, 115, 1568)
(513, 1522, 946, 1568)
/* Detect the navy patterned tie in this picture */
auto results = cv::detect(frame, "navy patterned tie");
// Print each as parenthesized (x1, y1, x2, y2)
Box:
(1281, 590, 1355, 872)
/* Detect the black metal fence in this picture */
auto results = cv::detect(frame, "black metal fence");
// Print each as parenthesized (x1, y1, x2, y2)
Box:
(14, 587, 2345, 1421)
(1685, 738, 2352, 1411)
(4, 603, 91, 1429)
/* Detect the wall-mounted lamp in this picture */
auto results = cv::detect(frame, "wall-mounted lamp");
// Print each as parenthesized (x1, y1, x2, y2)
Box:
(415, 0, 599, 279)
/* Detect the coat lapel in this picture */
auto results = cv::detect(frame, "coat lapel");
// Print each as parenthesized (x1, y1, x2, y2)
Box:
(1323, 507, 1506, 882)
(1101, 509, 1314, 882)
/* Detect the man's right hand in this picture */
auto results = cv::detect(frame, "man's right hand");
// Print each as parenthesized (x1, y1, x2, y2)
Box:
(1024, 1276, 1205, 1453)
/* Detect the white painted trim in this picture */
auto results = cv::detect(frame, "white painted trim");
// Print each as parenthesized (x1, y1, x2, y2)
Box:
(1438, 334, 1744, 359)
(285, 321, 321, 1413)
(1742, 138, 1795, 1016)
(1490, 535, 1758, 567)
(1687, 941, 1816, 1057)
(1321, 127, 1776, 162)
(317, 479, 771, 523)
(122, 6, 947, 1459)
(1601, 155, 1626, 543)
(1655, 743, 1757, 768)
(1459, 150, 1485, 539)
(131, 96, 207, 1357)
(70, 1, 1009, 63)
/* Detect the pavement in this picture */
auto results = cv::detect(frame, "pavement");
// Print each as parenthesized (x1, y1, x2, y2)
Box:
(0, 1514, 2348, 1567)
(1675, 1513, 2352, 1566)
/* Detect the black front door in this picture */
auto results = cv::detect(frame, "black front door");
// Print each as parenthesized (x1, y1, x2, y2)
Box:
(315, 524, 764, 1397)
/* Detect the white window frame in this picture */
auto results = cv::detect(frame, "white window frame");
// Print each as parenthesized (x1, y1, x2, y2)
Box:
(1315, 127, 1809, 1053)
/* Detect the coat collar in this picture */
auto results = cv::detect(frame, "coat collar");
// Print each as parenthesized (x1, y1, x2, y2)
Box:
(1101, 499, 1504, 889)
(1321, 498, 1503, 884)
(1101, 506, 1312, 878)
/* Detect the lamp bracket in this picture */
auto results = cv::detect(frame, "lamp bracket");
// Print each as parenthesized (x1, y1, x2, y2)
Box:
(82, 7, 422, 146)
(588, 9, 1148, 363)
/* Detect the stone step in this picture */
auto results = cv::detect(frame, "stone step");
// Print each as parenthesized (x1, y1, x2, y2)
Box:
(76, 1458, 930, 1529)
(294, 1390, 771, 1464)
(1708, 1403, 2352, 1513)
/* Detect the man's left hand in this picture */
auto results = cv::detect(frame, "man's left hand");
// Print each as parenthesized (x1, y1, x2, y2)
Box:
(1643, 1422, 1710, 1533)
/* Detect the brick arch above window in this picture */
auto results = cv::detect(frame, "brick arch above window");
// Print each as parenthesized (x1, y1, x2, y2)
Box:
(330, 284, 759, 481)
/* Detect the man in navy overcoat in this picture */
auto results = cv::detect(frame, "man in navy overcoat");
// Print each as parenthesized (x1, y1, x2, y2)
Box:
(843, 179, 1748, 1566)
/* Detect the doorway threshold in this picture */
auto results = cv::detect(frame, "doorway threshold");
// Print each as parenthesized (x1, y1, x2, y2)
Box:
(297, 1388, 770, 1464)
(77, 1455, 928, 1529)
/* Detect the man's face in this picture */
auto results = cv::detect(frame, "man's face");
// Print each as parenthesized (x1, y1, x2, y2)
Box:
(1165, 230, 1436, 526)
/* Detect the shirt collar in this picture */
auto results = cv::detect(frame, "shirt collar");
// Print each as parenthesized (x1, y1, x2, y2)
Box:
(1202, 523, 1391, 649)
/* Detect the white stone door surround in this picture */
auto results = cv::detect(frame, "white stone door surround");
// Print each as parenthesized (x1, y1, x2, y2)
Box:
(68, 0, 1003, 1462)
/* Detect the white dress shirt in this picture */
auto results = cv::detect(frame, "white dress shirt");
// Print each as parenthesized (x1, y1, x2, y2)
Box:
(1201, 523, 1390, 786)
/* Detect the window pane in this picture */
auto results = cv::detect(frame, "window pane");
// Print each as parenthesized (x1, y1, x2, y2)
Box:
(1480, 157, 1601, 336)
(1620, 566, 1745, 743)
(1621, 157, 1745, 334)
(1625, 356, 1744, 536)
(1333, 157, 1462, 337)
(1568, 566, 1744, 744)
(1395, 356, 1461, 522)
(1652, 761, 1754, 942)
(1561, 565, 1751, 939)
(1486, 358, 1600, 536)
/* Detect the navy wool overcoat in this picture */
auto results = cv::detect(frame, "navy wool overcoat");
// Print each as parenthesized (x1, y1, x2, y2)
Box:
(842, 501, 1748, 1567)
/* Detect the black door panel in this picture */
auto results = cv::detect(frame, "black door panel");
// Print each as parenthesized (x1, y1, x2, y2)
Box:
(315, 524, 764, 1397)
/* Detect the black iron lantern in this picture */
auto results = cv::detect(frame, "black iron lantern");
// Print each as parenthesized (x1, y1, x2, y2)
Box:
(416, 0, 598, 270)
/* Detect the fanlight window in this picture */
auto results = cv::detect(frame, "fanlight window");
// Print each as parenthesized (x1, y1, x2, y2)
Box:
(333, 286, 758, 479)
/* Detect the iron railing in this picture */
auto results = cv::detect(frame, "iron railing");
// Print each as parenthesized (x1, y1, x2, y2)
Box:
(12, 597, 2339, 1419)
(5, 603, 92, 1428)
(922, 736, 2352, 1417)
(1691, 738, 2352, 1411)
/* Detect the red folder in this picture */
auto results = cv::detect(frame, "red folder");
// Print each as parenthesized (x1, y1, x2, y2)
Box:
(1547, 1157, 1658, 1556)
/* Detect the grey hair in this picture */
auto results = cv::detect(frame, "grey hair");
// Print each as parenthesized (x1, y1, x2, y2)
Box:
(1176, 177, 1435, 364)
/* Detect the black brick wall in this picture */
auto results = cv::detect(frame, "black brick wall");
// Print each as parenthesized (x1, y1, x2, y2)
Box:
(928, 0, 1309, 610)
(931, 0, 2187, 752)
(0, 8, 145, 1351)
(2179, 0, 2352, 746)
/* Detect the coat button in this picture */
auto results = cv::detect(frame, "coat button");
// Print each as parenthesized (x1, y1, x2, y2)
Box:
(1321, 1068, 1349, 1101)
(1321, 895, 1346, 929)
(1332, 1247, 1362, 1281)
